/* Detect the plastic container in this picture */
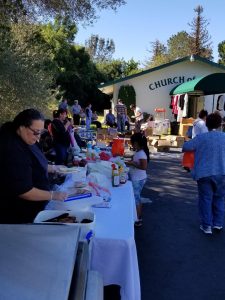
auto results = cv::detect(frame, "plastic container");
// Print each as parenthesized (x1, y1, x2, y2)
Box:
(34, 210, 95, 241)
(112, 138, 125, 157)
(120, 169, 127, 184)
(182, 151, 194, 169)
(112, 164, 120, 187)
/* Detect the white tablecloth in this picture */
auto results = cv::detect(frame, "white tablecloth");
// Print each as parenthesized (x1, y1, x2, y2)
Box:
(47, 180, 140, 300)
(91, 181, 140, 300)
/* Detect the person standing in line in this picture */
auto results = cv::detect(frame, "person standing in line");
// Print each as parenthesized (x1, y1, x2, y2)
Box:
(115, 99, 127, 133)
(183, 113, 225, 235)
(130, 104, 144, 133)
(71, 100, 81, 125)
(126, 132, 150, 227)
(192, 109, 208, 138)
(85, 103, 92, 130)
(58, 98, 68, 111)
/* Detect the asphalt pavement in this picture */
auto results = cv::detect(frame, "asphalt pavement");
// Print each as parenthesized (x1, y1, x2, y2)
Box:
(135, 150, 225, 300)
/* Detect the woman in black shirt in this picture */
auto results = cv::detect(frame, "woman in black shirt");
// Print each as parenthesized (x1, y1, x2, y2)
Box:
(0, 109, 67, 224)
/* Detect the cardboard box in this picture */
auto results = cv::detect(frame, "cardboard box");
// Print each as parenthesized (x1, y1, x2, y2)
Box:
(108, 128, 118, 136)
(176, 136, 185, 141)
(157, 139, 172, 147)
(181, 117, 195, 124)
(97, 128, 108, 135)
(97, 134, 105, 140)
(176, 136, 185, 147)
(157, 146, 170, 152)
(179, 124, 191, 136)
(165, 135, 177, 142)
(151, 139, 159, 147)
(145, 127, 153, 137)
(170, 136, 185, 148)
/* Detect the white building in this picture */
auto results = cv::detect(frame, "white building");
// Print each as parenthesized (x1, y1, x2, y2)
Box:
(99, 55, 225, 120)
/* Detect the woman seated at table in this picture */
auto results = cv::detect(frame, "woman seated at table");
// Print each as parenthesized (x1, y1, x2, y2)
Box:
(0, 108, 67, 224)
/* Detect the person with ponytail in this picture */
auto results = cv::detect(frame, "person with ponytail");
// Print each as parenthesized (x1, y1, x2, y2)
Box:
(126, 132, 149, 227)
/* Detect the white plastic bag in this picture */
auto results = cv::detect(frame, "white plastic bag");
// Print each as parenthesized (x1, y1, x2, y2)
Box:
(87, 161, 113, 179)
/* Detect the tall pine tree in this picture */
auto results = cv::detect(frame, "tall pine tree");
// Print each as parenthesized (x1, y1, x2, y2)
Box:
(188, 5, 213, 59)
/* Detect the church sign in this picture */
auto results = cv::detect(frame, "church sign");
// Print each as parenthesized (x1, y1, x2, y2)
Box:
(149, 76, 196, 91)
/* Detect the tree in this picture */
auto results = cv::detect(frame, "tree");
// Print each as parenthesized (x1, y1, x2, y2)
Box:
(146, 6, 213, 68)
(96, 58, 140, 82)
(85, 34, 115, 62)
(218, 41, 225, 65)
(123, 58, 140, 76)
(0, 23, 56, 123)
(145, 39, 169, 68)
(188, 5, 213, 59)
(167, 31, 192, 60)
(41, 18, 111, 110)
(0, 0, 126, 24)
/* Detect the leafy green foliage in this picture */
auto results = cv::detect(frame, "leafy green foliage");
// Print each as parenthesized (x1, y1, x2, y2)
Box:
(0, 23, 56, 123)
(146, 6, 213, 68)
(218, 41, 225, 65)
(0, 0, 126, 24)
(145, 39, 169, 68)
(41, 17, 111, 110)
(167, 31, 192, 60)
(96, 58, 140, 82)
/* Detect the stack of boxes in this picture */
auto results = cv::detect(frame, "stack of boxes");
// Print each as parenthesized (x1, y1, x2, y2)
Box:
(96, 128, 118, 143)
(148, 135, 185, 152)
(179, 118, 194, 137)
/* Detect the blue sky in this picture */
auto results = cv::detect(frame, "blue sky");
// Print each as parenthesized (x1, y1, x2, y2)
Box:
(76, 0, 224, 65)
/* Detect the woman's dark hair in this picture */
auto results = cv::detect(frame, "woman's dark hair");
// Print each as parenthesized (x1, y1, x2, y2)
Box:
(0, 109, 44, 136)
(199, 109, 208, 119)
(206, 113, 222, 130)
(54, 108, 67, 118)
(130, 132, 150, 162)
(53, 110, 58, 118)
(13, 109, 44, 130)
(44, 119, 52, 129)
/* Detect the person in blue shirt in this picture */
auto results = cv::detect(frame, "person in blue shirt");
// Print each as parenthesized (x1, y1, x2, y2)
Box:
(183, 113, 225, 235)
(58, 98, 68, 111)
(105, 109, 117, 128)
(192, 109, 208, 138)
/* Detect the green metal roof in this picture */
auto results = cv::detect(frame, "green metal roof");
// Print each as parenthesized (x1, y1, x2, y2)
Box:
(98, 55, 225, 89)
(170, 73, 225, 95)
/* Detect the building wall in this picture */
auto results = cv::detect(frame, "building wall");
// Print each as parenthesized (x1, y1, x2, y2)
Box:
(204, 93, 225, 117)
(111, 60, 225, 120)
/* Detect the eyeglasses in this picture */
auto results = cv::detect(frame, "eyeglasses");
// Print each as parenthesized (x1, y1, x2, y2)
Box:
(28, 126, 44, 136)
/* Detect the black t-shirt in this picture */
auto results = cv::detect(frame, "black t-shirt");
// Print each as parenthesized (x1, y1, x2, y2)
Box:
(51, 119, 70, 146)
(0, 131, 50, 223)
